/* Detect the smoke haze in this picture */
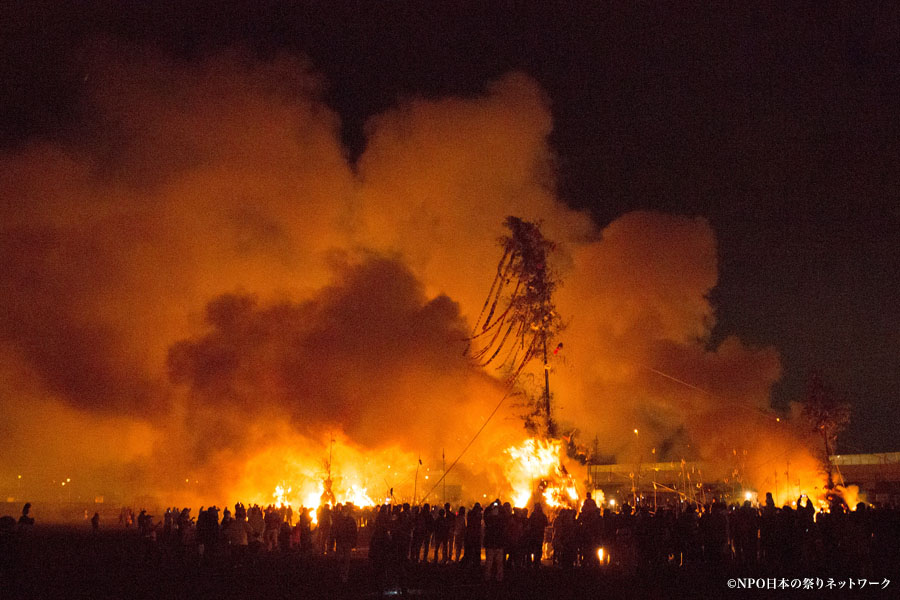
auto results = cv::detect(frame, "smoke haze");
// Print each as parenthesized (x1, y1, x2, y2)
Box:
(0, 43, 823, 508)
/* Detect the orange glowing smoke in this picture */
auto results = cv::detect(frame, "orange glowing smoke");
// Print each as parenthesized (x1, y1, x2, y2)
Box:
(505, 437, 580, 509)
(0, 46, 838, 515)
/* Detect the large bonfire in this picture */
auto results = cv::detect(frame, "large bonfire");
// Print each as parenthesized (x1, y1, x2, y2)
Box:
(468, 217, 582, 510)
(257, 217, 847, 517)
(262, 217, 583, 515)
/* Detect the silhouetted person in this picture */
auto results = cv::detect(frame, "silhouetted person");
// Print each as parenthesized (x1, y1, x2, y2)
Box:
(461, 502, 482, 568)
(759, 492, 777, 566)
(526, 503, 548, 568)
(432, 507, 448, 563)
(552, 508, 577, 568)
(506, 507, 527, 569)
(396, 503, 413, 563)
(17, 503, 34, 530)
(297, 507, 313, 555)
(370, 504, 391, 590)
(91, 512, 100, 532)
(702, 501, 729, 565)
(733, 500, 758, 565)
(483, 500, 506, 581)
(197, 506, 219, 559)
(0, 514, 20, 592)
(223, 509, 252, 563)
(316, 504, 332, 555)
(453, 506, 466, 562)
(676, 502, 700, 565)
(334, 504, 358, 584)
(412, 504, 430, 563)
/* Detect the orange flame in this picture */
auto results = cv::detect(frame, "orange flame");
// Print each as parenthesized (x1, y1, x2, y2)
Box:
(505, 437, 580, 509)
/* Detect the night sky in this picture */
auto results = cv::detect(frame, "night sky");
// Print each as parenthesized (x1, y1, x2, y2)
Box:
(3, 1, 898, 454)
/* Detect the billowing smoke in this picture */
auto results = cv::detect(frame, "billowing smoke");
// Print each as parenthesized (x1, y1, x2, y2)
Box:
(0, 42, 822, 509)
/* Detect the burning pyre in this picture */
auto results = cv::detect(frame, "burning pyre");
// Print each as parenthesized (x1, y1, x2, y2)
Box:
(192, 217, 843, 517)
(506, 437, 580, 509)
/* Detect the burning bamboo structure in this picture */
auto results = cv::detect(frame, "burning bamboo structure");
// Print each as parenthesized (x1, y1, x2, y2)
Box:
(469, 216, 578, 508)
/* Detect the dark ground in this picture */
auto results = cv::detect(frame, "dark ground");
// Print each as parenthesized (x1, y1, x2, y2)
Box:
(1, 526, 896, 599)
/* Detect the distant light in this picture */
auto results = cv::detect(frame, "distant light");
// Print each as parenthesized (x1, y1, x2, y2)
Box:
(744, 491, 752, 501)
(424, 476, 429, 480)
(597, 547, 605, 563)
(609, 499, 616, 507)
(17, 475, 22, 479)
(634, 429, 639, 435)
(66, 478, 71, 482)
(776, 417, 781, 422)
(483, 494, 487, 498)
(61, 482, 66, 486)
(185, 479, 189, 483)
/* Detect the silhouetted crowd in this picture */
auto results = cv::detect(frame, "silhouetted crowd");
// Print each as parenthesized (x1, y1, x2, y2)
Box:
(2, 492, 898, 590)
(359, 492, 900, 586)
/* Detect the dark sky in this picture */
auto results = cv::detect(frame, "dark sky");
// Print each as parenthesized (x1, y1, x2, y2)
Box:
(3, 1, 898, 453)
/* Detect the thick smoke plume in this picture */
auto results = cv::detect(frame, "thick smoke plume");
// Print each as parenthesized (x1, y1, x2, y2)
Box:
(0, 43, 822, 509)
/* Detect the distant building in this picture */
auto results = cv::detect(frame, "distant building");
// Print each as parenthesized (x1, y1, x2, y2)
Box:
(588, 452, 900, 506)
(831, 452, 900, 505)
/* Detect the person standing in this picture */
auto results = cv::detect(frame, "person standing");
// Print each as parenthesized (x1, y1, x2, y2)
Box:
(453, 506, 466, 562)
(334, 504, 358, 584)
(17, 503, 34, 531)
(482, 501, 505, 581)
(526, 503, 548, 568)
(462, 503, 483, 568)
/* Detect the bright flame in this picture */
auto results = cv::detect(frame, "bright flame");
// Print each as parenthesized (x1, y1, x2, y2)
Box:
(272, 479, 375, 525)
(273, 484, 292, 507)
(303, 482, 325, 510)
(343, 484, 375, 508)
(836, 484, 860, 510)
(505, 437, 580, 509)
